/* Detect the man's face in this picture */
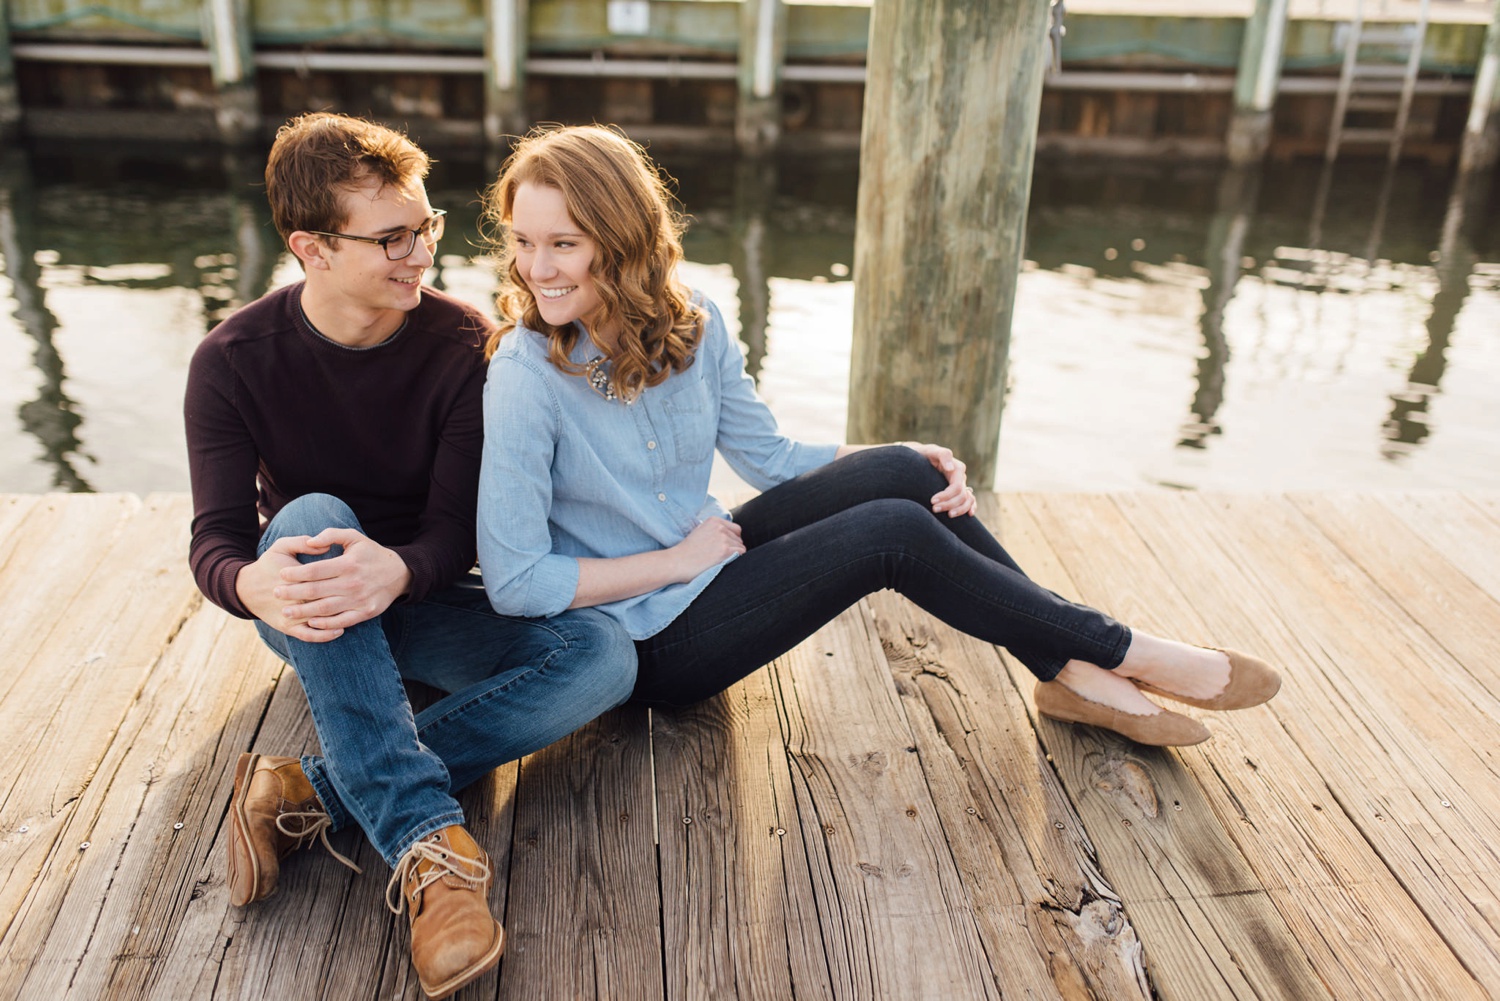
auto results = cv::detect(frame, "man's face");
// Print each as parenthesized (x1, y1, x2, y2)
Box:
(310, 176, 437, 317)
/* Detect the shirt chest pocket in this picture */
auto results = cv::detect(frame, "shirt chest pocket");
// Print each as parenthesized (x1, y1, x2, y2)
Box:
(661, 378, 714, 464)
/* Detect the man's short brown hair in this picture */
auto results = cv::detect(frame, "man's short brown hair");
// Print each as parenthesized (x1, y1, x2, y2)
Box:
(264, 113, 432, 243)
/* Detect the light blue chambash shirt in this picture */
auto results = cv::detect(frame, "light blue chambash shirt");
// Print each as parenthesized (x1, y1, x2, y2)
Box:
(478, 294, 840, 640)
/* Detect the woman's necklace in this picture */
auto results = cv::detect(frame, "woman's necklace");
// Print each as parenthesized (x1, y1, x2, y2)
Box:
(585, 355, 630, 403)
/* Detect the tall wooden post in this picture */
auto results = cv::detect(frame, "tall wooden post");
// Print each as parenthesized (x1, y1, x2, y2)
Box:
(203, 0, 259, 144)
(484, 0, 529, 143)
(1227, 0, 1289, 164)
(737, 0, 787, 152)
(848, 0, 1050, 488)
(1, 0, 22, 140)
(1459, 0, 1500, 174)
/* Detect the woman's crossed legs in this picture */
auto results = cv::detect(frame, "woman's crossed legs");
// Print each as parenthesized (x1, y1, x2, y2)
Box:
(630, 447, 1248, 741)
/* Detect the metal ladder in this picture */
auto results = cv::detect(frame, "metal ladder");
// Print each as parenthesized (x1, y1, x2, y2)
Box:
(1325, 0, 1431, 165)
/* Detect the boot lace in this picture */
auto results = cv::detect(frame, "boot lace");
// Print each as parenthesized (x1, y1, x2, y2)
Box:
(275, 810, 363, 875)
(385, 835, 491, 916)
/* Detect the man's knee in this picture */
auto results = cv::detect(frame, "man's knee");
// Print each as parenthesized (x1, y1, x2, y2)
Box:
(262, 493, 363, 543)
(557, 610, 638, 708)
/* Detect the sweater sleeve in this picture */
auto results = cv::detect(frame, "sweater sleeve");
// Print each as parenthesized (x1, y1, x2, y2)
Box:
(388, 361, 486, 603)
(184, 337, 259, 618)
(477, 353, 581, 617)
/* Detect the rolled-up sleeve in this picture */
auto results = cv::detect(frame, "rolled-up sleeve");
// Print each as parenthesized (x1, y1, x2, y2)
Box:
(706, 299, 839, 489)
(478, 354, 581, 617)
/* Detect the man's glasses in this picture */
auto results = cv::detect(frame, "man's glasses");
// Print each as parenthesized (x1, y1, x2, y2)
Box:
(305, 209, 447, 261)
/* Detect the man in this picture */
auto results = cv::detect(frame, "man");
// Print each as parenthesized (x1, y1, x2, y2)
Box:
(184, 112, 636, 999)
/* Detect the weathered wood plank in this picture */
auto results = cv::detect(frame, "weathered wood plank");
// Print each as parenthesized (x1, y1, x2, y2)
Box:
(5, 492, 1500, 1001)
(864, 587, 1152, 999)
(497, 707, 661, 1001)
(1379, 492, 1500, 606)
(1291, 492, 1500, 709)
(0, 495, 199, 982)
(1055, 491, 1487, 1000)
(1112, 492, 1500, 993)
(1000, 493, 1330, 1000)
(769, 605, 1001, 999)
(0, 495, 40, 557)
(9, 606, 272, 1000)
(651, 671, 834, 1000)
(0, 493, 141, 703)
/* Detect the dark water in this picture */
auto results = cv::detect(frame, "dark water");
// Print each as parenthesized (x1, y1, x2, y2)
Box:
(2, 138, 1497, 494)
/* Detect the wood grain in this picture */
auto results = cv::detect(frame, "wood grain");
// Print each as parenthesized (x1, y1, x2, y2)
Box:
(3, 493, 1498, 999)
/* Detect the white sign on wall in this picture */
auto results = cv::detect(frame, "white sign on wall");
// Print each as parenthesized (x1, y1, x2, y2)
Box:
(607, 1, 651, 35)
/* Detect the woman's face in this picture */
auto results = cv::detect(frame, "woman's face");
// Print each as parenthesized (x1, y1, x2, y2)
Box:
(510, 181, 610, 340)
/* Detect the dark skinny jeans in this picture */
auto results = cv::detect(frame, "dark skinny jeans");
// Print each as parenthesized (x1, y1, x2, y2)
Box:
(630, 446, 1131, 708)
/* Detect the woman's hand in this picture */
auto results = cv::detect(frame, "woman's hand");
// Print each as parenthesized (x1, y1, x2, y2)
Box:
(668, 517, 746, 582)
(899, 442, 977, 518)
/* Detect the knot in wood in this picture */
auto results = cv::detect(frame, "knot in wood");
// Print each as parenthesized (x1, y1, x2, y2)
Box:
(1088, 756, 1160, 819)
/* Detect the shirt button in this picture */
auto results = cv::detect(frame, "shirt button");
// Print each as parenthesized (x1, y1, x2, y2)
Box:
(657, 493, 667, 502)
(647, 440, 657, 450)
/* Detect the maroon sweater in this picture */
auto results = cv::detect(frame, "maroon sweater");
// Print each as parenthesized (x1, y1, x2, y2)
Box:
(185, 281, 496, 618)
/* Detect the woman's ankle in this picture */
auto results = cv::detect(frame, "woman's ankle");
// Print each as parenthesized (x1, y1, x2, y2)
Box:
(1114, 635, 1230, 699)
(1055, 660, 1163, 716)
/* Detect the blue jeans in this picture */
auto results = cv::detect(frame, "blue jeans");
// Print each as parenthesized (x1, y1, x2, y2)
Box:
(631, 446, 1131, 707)
(255, 493, 636, 868)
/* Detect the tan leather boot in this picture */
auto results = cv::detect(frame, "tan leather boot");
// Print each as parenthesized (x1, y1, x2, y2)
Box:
(227, 752, 361, 906)
(386, 826, 505, 1000)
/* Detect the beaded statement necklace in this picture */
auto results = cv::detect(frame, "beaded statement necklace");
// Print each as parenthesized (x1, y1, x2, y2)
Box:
(584, 355, 633, 404)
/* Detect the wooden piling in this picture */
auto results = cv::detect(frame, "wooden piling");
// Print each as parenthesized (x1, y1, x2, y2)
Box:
(484, 0, 530, 143)
(1459, 0, 1500, 173)
(1227, 0, 1289, 164)
(847, 0, 1050, 488)
(0, 0, 20, 139)
(203, 0, 259, 145)
(737, 0, 787, 152)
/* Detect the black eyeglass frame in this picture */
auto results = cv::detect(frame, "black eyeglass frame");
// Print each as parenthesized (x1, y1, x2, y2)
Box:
(304, 209, 447, 261)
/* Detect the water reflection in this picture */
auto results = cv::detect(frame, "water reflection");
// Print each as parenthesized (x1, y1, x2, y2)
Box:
(1182, 165, 1261, 449)
(0, 147, 91, 491)
(1382, 163, 1491, 456)
(0, 139, 1497, 494)
(225, 153, 279, 320)
(729, 156, 774, 380)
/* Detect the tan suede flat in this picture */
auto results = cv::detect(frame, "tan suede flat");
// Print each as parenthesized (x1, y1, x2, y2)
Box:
(1034, 680, 1211, 747)
(1132, 648, 1282, 711)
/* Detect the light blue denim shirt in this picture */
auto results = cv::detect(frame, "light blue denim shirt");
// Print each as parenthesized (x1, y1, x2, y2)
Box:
(478, 295, 840, 639)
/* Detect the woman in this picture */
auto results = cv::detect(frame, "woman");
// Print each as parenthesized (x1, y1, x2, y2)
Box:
(475, 125, 1279, 747)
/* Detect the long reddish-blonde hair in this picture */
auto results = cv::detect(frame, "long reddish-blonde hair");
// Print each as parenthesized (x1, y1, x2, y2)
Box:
(481, 125, 702, 399)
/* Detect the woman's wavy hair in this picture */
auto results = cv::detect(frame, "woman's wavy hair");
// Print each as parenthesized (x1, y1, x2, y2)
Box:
(480, 125, 702, 399)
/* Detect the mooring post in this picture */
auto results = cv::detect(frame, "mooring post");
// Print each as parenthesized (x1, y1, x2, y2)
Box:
(1, 0, 22, 140)
(484, 0, 529, 143)
(1459, 0, 1500, 173)
(847, 0, 1050, 488)
(203, 0, 259, 145)
(1227, 0, 1289, 164)
(737, 0, 786, 152)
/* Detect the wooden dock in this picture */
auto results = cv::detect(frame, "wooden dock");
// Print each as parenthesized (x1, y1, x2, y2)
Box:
(2, 490, 1499, 1000)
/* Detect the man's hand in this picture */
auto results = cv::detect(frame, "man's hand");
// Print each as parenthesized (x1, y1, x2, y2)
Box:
(235, 536, 345, 642)
(235, 530, 412, 642)
(272, 528, 413, 633)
